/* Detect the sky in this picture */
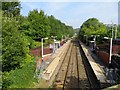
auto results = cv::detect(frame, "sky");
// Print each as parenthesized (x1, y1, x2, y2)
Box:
(20, 0, 119, 29)
(119, 1, 120, 25)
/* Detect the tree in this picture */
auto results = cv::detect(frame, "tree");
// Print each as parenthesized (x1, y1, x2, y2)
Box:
(2, 17, 31, 72)
(19, 9, 74, 49)
(117, 24, 120, 38)
(48, 15, 59, 36)
(80, 18, 107, 36)
(48, 15, 74, 40)
(27, 9, 50, 40)
(2, 1, 21, 17)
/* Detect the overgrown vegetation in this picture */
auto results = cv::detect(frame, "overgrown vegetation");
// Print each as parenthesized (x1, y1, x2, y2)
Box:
(2, 60, 37, 88)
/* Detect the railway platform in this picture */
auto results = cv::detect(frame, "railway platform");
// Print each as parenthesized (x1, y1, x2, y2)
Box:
(42, 40, 71, 80)
(79, 40, 111, 88)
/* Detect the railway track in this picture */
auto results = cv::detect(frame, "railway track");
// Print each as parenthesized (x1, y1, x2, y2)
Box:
(53, 41, 73, 88)
(53, 38, 100, 89)
(63, 41, 79, 88)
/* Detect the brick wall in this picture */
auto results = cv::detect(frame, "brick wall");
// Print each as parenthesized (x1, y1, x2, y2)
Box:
(96, 51, 109, 65)
(112, 45, 120, 54)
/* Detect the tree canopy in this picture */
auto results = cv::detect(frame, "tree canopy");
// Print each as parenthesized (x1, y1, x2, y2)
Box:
(20, 9, 74, 41)
(48, 15, 74, 40)
(2, 17, 32, 72)
(2, 1, 21, 17)
(79, 18, 107, 36)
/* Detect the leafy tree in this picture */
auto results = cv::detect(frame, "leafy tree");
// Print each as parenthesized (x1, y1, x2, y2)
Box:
(19, 9, 74, 49)
(19, 16, 31, 36)
(48, 15, 59, 36)
(2, 17, 32, 72)
(26, 9, 50, 40)
(2, 1, 21, 17)
(117, 25, 120, 38)
(48, 15, 74, 40)
(80, 18, 107, 36)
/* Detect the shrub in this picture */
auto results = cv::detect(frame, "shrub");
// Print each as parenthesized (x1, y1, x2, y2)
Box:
(30, 40, 41, 49)
(2, 17, 31, 72)
(2, 59, 37, 88)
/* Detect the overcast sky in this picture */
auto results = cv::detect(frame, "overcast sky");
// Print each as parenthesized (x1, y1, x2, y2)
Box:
(20, 0, 119, 29)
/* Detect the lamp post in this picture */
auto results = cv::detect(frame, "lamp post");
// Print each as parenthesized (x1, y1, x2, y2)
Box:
(103, 37, 113, 64)
(51, 36, 57, 53)
(93, 35, 100, 50)
(109, 22, 114, 64)
(41, 37, 48, 69)
(93, 36, 96, 50)
(41, 38, 43, 62)
(109, 38, 113, 64)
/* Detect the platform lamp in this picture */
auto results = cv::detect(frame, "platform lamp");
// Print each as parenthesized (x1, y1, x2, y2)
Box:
(93, 35, 100, 50)
(41, 37, 48, 69)
(51, 36, 57, 53)
(109, 38, 113, 64)
(103, 37, 113, 64)
(109, 22, 114, 65)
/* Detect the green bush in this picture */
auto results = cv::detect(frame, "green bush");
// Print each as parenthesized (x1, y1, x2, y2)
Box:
(24, 36, 41, 49)
(2, 72, 13, 88)
(30, 40, 41, 49)
(2, 17, 31, 72)
(2, 59, 37, 88)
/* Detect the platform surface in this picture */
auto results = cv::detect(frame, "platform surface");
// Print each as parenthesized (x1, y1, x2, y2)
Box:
(80, 41, 108, 83)
(42, 40, 71, 80)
